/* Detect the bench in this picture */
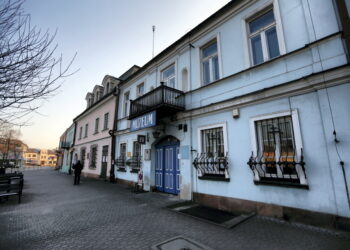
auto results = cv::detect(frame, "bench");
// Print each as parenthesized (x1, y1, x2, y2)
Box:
(0, 173, 23, 203)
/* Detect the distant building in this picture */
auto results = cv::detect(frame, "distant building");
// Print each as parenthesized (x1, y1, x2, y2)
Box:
(24, 148, 41, 166)
(24, 148, 57, 167)
(58, 123, 75, 174)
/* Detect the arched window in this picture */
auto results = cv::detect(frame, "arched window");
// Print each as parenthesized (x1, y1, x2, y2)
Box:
(182, 68, 188, 92)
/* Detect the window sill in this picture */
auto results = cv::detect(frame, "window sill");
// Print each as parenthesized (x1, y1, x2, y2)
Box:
(89, 167, 96, 170)
(198, 175, 230, 182)
(101, 128, 109, 132)
(130, 168, 140, 173)
(116, 168, 127, 172)
(254, 178, 308, 189)
(93, 132, 99, 135)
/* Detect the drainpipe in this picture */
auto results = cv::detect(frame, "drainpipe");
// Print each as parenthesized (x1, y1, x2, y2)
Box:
(109, 86, 120, 183)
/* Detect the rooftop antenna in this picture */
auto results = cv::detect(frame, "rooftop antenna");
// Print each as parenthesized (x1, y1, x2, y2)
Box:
(152, 25, 156, 58)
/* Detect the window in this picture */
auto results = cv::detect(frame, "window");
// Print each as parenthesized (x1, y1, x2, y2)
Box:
(90, 146, 97, 169)
(137, 83, 144, 97)
(193, 124, 229, 180)
(130, 141, 142, 171)
(84, 124, 88, 138)
(248, 8, 280, 65)
(103, 113, 109, 130)
(133, 141, 141, 157)
(116, 143, 127, 170)
(124, 92, 129, 117)
(94, 118, 99, 134)
(95, 91, 100, 102)
(201, 127, 225, 157)
(120, 143, 126, 158)
(248, 111, 307, 187)
(79, 127, 82, 140)
(201, 40, 219, 85)
(161, 64, 175, 88)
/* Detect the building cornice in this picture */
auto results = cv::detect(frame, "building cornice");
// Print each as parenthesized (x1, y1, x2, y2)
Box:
(176, 64, 350, 120)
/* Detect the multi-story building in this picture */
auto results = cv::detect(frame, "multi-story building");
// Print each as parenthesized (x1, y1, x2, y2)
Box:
(111, 0, 350, 229)
(58, 124, 75, 174)
(73, 75, 121, 179)
(24, 148, 40, 166)
(39, 149, 57, 167)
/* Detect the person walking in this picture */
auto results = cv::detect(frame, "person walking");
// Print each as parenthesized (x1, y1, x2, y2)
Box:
(72, 160, 83, 185)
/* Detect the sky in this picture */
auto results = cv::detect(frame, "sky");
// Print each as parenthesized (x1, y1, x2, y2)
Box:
(20, 0, 231, 149)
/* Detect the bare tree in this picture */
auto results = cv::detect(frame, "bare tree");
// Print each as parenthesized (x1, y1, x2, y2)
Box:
(0, 0, 76, 125)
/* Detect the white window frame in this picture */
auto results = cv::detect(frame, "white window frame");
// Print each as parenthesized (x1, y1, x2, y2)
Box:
(161, 64, 176, 88)
(136, 82, 144, 97)
(119, 142, 127, 158)
(84, 123, 88, 138)
(103, 112, 109, 130)
(249, 109, 306, 185)
(197, 122, 228, 156)
(123, 91, 130, 118)
(242, 0, 286, 68)
(79, 126, 82, 140)
(200, 38, 221, 85)
(94, 117, 99, 134)
(197, 122, 229, 178)
(132, 140, 142, 157)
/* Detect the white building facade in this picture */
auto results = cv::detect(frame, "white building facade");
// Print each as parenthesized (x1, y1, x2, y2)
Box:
(73, 75, 120, 179)
(112, 0, 350, 228)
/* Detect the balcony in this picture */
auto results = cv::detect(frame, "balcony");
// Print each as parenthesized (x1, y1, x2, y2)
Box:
(60, 141, 71, 149)
(129, 82, 185, 120)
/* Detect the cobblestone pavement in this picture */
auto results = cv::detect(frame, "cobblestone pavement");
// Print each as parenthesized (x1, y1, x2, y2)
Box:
(1, 169, 350, 250)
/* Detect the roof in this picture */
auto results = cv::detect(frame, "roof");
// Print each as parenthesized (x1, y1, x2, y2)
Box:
(73, 90, 116, 122)
(118, 65, 141, 81)
(27, 148, 40, 153)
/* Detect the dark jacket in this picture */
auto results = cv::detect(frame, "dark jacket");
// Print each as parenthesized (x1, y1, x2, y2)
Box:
(73, 161, 83, 174)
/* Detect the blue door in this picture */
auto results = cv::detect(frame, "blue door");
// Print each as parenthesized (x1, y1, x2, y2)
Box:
(155, 139, 180, 195)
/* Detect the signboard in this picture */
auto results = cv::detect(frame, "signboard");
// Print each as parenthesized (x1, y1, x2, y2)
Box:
(137, 135, 146, 144)
(130, 111, 156, 132)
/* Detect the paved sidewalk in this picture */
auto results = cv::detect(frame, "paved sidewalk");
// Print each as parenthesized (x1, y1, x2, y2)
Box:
(0, 169, 350, 250)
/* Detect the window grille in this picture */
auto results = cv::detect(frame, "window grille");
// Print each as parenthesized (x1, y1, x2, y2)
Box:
(116, 143, 126, 170)
(247, 115, 307, 187)
(193, 127, 229, 180)
(90, 146, 97, 169)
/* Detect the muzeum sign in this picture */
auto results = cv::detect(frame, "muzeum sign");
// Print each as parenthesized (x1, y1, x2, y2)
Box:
(130, 111, 156, 132)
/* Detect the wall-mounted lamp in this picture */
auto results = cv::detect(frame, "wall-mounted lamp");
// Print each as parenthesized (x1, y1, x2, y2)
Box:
(152, 131, 161, 139)
(178, 123, 187, 132)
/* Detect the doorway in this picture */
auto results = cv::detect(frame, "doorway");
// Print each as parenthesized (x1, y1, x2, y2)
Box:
(155, 136, 180, 195)
(101, 145, 108, 178)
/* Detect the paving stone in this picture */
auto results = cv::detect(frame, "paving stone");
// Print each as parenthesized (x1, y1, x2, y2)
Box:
(0, 169, 350, 250)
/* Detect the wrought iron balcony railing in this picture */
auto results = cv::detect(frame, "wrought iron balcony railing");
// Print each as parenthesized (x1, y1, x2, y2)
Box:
(129, 82, 185, 119)
(193, 153, 229, 181)
(247, 148, 308, 188)
(126, 156, 142, 172)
